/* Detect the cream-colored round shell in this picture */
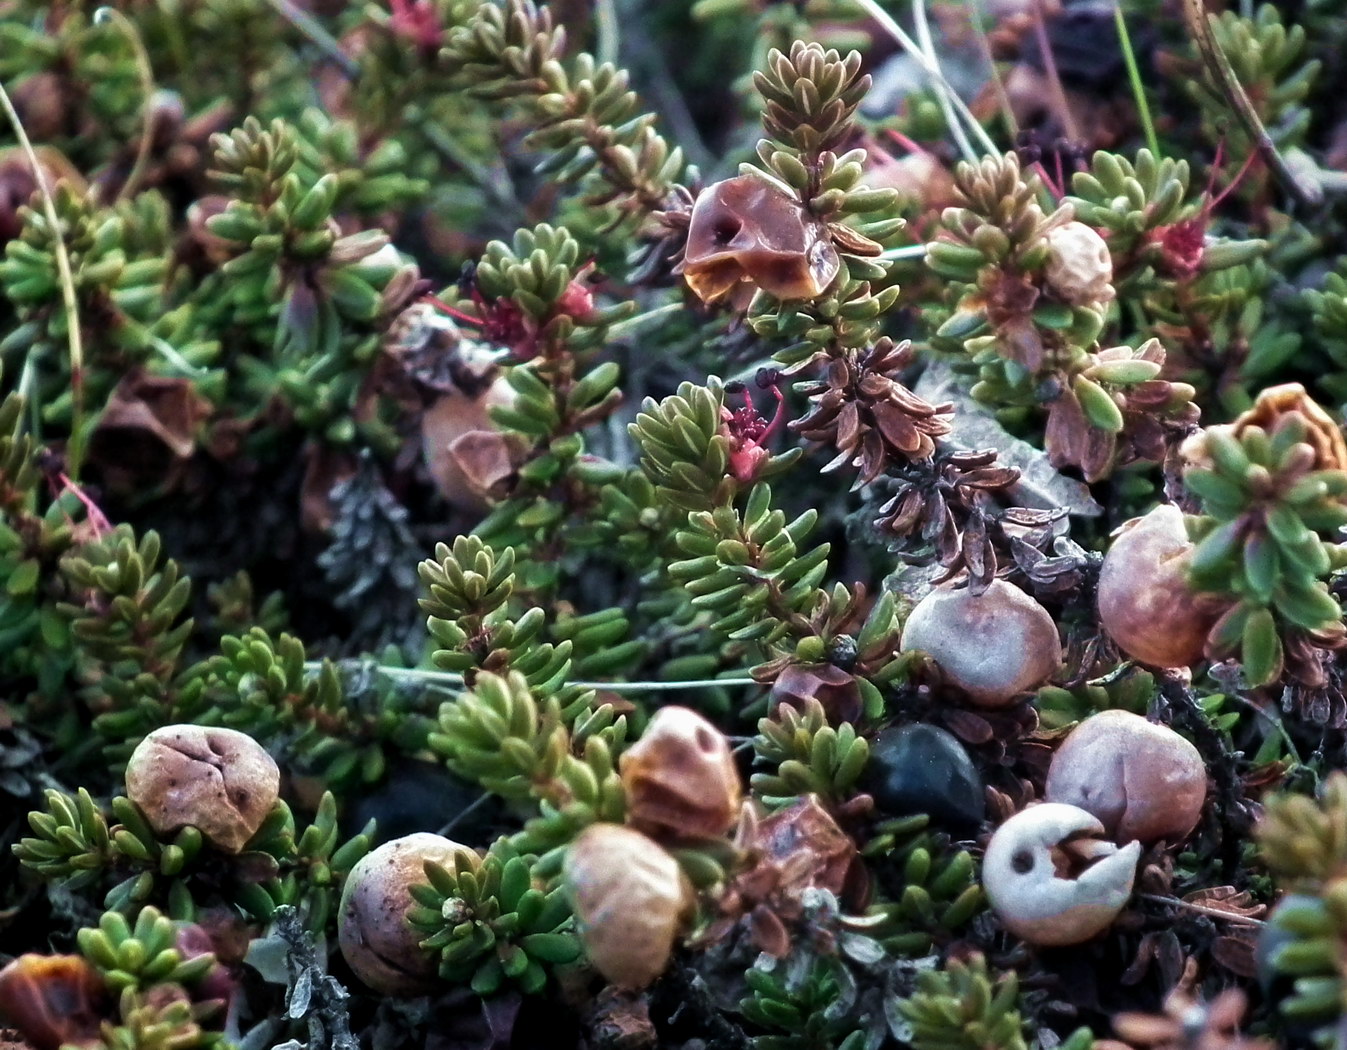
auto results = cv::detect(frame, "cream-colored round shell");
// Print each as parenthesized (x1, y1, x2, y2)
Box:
(338, 833, 475, 996)
(125, 725, 279, 854)
(900, 579, 1062, 706)
(564, 824, 689, 989)
(982, 803, 1140, 946)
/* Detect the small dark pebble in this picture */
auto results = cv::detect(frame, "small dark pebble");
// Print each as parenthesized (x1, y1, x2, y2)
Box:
(865, 723, 985, 834)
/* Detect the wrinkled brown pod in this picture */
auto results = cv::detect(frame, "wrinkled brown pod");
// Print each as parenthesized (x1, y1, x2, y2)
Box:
(0, 954, 105, 1050)
(338, 833, 476, 996)
(1045, 709, 1207, 844)
(900, 579, 1061, 707)
(619, 706, 741, 841)
(1097, 504, 1226, 668)
(564, 824, 691, 989)
(125, 725, 280, 854)
(682, 174, 840, 304)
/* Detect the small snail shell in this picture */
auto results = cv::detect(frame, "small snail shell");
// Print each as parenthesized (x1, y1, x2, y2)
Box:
(900, 579, 1061, 707)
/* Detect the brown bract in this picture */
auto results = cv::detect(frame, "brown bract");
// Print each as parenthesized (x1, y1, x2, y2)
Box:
(1221, 383, 1347, 474)
(619, 706, 741, 842)
(714, 796, 865, 957)
(769, 663, 862, 724)
(124, 725, 280, 854)
(1097, 504, 1228, 668)
(1045, 710, 1206, 845)
(900, 579, 1061, 706)
(338, 833, 476, 996)
(0, 955, 105, 1050)
(794, 338, 952, 482)
(564, 824, 690, 990)
(682, 174, 840, 305)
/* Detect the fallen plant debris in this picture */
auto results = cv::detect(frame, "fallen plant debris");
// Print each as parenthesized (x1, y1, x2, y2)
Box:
(5, 0, 1347, 1048)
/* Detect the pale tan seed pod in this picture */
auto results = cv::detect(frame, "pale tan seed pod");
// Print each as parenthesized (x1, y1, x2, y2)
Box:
(1097, 504, 1226, 668)
(338, 833, 476, 996)
(564, 824, 691, 989)
(1044, 221, 1114, 308)
(125, 725, 280, 854)
(1045, 709, 1207, 845)
(619, 706, 741, 842)
(899, 579, 1062, 707)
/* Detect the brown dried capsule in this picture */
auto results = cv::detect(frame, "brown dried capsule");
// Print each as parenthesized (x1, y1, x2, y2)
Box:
(125, 725, 280, 854)
(899, 579, 1061, 707)
(338, 833, 476, 995)
(1045, 709, 1206, 844)
(682, 174, 840, 305)
(619, 706, 741, 842)
(564, 824, 691, 990)
(0, 954, 105, 1050)
(1097, 504, 1225, 668)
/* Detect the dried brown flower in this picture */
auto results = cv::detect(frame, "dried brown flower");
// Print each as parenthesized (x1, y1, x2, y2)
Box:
(682, 173, 840, 305)
(1112, 971, 1269, 1050)
(711, 796, 866, 957)
(794, 339, 952, 483)
(1201, 382, 1347, 475)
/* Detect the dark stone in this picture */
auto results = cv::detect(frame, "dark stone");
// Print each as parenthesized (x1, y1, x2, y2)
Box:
(865, 723, 985, 833)
(341, 759, 503, 847)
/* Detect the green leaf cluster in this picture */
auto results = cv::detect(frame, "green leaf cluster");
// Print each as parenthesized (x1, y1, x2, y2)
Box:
(892, 953, 1027, 1050)
(1185, 412, 1347, 684)
(408, 837, 580, 995)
